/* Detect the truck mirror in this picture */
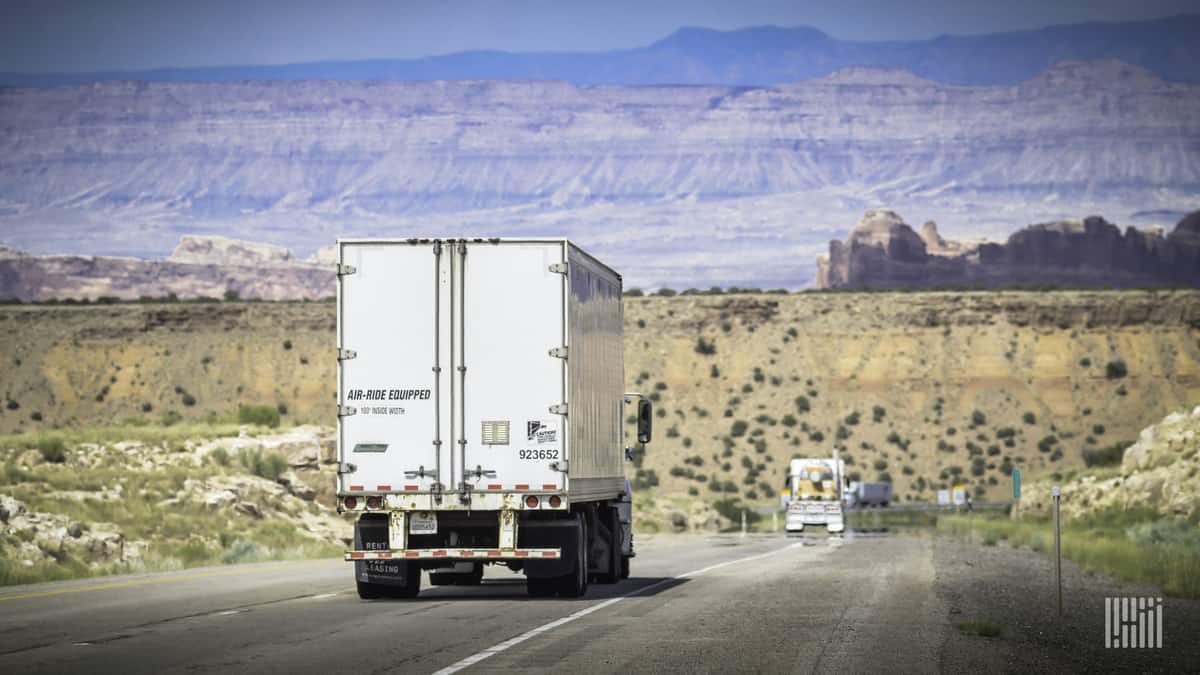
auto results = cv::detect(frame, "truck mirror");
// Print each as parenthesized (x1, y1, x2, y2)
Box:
(637, 399, 653, 444)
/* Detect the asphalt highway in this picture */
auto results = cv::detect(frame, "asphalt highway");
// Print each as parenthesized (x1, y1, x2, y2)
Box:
(0, 532, 980, 674)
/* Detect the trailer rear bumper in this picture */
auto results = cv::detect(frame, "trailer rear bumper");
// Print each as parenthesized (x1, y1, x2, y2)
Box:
(345, 548, 561, 561)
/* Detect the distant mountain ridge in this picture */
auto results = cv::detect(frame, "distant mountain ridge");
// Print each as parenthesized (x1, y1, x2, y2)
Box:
(3, 15, 1200, 87)
(1, 58, 1197, 289)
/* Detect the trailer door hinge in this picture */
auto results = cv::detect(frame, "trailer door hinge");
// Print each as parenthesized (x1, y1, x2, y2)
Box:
(550, 460, 569, 474)
(549, 403, 568, 415)
(338, 405, 357, 417)
(337, 348, 357, 361)
(338, 462, 357, 475)
(548, 346, 568, 359)
(548, 262, 568, 274)
(336, 263, 357, 276)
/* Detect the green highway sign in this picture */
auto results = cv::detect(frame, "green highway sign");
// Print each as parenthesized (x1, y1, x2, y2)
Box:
(1012, 468, 1022, 500)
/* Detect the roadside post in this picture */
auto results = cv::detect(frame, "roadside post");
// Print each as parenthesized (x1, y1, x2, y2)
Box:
(1052, 485, 1062, 616)
(1012, 468, 1021, 521)
(741, 510, 747, 538)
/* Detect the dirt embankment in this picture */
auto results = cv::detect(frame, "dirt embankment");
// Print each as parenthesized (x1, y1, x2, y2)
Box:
(1, 290, 1198, 504)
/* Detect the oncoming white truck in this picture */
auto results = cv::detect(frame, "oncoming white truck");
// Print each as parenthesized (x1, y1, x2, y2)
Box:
(336, 238, 652, 599)
(783, 457, 846, 534)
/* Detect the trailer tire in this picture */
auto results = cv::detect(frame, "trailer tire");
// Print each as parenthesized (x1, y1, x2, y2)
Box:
(619, 555, 630, 580)
(527, 577, 557, 598)
(356, 580, 386, 599)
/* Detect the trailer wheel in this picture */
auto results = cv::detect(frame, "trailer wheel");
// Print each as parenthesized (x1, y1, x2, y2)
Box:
(619, 555, 630, 580)
(386, 566, 421, 599)
(527, 577, 557, 598)
(356, 580, 386, 599)
(555, 515, 589, 597)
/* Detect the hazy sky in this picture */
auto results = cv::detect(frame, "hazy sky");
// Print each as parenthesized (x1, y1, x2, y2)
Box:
(2, 0, 1196, 72)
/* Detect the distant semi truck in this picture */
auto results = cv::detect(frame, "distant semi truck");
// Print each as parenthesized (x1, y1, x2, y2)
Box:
(783, 457, 846, 534)
(336, 238, 651, 599)
(845, 481, 893, 508)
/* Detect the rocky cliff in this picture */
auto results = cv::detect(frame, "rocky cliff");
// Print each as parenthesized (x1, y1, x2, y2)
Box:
(1, 60, 1198, 289)
(816, 210, 1200, 289)
(0, 236, 334, 302)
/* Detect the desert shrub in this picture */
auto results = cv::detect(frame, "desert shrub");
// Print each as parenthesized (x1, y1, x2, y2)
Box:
(682, 437, 692, 448)
(781, 414, 797, 427)
(694, 337, 717, 355)
(872, 405, 886, 423)
(836, 425, 850, 440)
(276, 402, 288, 415)
(753, 440, 767, 454)
(633, 468, 659, 490)
(971, 458, 986, 476)
(971, 410, 987, 426)
(654, 381, 668, 391)
(655, 407, 666, 418)
(987, 445, 1001, 456)
(1092, 424, 1105, 436)
(1037, 435, 1058, 453)
(181, 392, 197, 407)
(901, 465, 915, 475)
(30, 411, 42, 422)
(876, 472, 893, 483)
(741, 384, 753, 393)
(5, 400, 18, 411)
(794, 396, 810, 414)
(1022, 412, 1037, 425)
(666, 425, 680, 438)
(160, 410, 183, 426)
(873, 459, 888, 471)
(238, 448, 288, 481)
(625, 288, 644, 297)
(810, 431, 825, 443)
(999, 457, 1014, 475)
(141, 402, 153, 413)
(687, 486, 699, 496)
(845, 411, 860, 426)
(34, 436, 67, 463)
(208, 447, 231, 467)
(653, 288, 676, 297)
(1105, 360, 1127, 379)
(730, 420, 749, 437)
(238, 404, 281, 428)
(752, 367, 764, 383)
(1083, 442, 1128, 467)
(282, 339, 293, 351)
(1079, 357, 1091, 368)
(995, 427, 1016, 439)
(710, 365, 720, 379)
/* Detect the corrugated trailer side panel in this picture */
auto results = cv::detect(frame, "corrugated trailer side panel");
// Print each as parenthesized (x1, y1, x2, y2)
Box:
(564, 243, 625, 501)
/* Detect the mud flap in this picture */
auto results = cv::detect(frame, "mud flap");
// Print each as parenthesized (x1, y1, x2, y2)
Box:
(354, 515, 418, 587)
(519, 519, 579, 579)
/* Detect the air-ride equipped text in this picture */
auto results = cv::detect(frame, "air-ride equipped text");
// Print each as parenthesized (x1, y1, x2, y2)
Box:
(347, 388, 430, 415)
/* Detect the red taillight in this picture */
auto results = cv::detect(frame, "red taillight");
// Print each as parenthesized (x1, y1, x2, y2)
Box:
(366, 496, 382, 510)
(343, 496, 358, 510)
(525, 495, 539, 508)
(548, 495, 562, 508)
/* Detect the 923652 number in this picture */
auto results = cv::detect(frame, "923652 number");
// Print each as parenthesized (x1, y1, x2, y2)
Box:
(519, 448, 559, 460)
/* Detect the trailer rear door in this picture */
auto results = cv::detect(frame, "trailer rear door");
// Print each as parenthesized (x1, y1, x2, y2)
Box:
(338, 242, 450, 494)
(455, 241, 566, 499)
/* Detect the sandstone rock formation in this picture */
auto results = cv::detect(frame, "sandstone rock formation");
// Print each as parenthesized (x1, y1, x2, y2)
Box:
(0, 235, 335, 302)
(816, 210, 1200, 289)
(1024, 406, 1200, 521)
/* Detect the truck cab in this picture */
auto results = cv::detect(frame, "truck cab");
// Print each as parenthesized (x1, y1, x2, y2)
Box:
(783, 458, 846, 534)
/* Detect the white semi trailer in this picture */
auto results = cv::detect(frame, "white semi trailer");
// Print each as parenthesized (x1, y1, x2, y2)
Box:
(783, 457, 846, 534)
(336, 238, 651, 599)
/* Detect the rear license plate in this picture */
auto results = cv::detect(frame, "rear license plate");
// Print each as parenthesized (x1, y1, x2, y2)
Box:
(409, 512, 437, 535)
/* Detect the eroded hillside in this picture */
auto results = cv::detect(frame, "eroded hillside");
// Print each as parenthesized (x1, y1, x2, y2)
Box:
(2, 291, 1197, 503)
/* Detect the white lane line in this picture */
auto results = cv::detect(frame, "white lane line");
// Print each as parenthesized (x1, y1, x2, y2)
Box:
(430, 542, 804, 675)
(310, 593, 339, 600)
